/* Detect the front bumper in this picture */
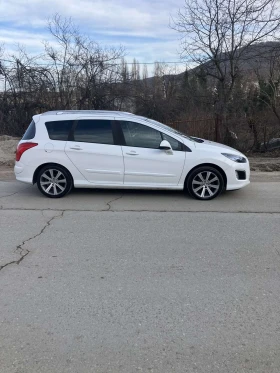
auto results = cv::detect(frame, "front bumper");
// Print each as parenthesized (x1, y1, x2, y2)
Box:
(225, 160, 250, 190)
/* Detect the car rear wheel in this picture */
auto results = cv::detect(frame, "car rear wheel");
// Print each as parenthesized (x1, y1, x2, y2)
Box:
(186, 167, 224, 200)
(37, 165, 73, 198)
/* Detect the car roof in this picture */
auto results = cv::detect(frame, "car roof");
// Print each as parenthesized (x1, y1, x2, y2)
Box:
(37, 110, 172, 132)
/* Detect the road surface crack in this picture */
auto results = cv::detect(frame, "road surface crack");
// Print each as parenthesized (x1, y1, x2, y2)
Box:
(0, 211, 65, 272)
(106, 195, 123, 211)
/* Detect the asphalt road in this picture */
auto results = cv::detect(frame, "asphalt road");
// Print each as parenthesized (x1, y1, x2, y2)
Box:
(0, 177, 280, 373)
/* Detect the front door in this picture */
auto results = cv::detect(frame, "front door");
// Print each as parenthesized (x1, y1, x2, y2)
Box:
(65, 118, 124, 185)
(120, 121, 186, 186)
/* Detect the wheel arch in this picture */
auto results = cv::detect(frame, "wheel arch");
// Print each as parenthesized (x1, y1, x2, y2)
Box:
(184, 163, 227, 189)
(32, 163, 74, 184)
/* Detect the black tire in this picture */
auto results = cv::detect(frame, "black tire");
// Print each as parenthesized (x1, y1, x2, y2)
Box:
(186, 166, 224, 200)
(37, 165, 73, 198)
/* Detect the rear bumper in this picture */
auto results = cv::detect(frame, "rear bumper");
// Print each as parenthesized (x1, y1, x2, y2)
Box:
(14, 162, 33, 184)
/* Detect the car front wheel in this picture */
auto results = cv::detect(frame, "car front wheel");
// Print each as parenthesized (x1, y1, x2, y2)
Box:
(37, 165, 73, 198)
(186, 166, 224, 200)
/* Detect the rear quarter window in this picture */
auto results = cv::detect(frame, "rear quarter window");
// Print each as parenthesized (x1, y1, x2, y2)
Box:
(22, 120, 36, 140)
(45, 120, 74, 140)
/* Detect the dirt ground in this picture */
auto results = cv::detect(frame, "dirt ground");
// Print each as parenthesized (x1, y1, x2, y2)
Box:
(0, 136, 20, 167)
(249, 157, 280, 172)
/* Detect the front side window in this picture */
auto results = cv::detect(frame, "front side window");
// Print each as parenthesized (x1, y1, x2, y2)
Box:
(145, 118, 194, 142)
(45, 120, 74, 141)
(162, 133, 182, 151)
(73, 120, 114, 144)
(121, 121, 162, 149)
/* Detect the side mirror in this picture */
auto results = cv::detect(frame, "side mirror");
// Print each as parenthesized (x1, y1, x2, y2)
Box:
(159, 140, 172, 150)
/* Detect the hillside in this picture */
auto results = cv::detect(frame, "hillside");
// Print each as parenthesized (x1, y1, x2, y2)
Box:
(190, 41, 280, 77)
(144, 42, 280, 86)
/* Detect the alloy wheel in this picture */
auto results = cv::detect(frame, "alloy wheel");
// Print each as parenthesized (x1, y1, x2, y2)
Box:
(191, 171, 220, 199)
(39, 168, 67, 196)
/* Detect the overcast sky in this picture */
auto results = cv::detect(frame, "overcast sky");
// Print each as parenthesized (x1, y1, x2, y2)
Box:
(0, 0, 186, 75)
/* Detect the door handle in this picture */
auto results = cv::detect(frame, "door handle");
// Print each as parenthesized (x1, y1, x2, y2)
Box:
(126, 152, 139, 156)
(69, 146, 82, 150)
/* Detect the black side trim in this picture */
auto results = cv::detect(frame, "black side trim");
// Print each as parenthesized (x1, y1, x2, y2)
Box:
(182, 143, 192, 152)
(68, 120, 78, 141)
(113, 120, 126, 145)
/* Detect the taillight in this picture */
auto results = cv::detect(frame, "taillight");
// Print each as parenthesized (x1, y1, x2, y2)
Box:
(16, 142, 38, 161)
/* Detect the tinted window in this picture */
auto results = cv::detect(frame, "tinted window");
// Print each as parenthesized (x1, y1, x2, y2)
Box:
(121, 121, 162, 149)
(146, 118, 193, 141)
(45, 120, 74, 140)
(162, 133, 182, 151)
(22, 120, 36, 140)
(74, 120, 114, 144)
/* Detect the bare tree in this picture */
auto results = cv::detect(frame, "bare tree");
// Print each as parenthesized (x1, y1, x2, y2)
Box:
(0, 15, 127, 135)
(255, 44, 280, 125)
(131, 59, 141, 81)
(142, 64, 148, 80)
(133, 62, 181, 123)
(44, 14, 125, 109)
(173, 0, 280, 142)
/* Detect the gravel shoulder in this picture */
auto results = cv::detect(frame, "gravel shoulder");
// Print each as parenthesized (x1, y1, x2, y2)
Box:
(249, 157, 280, 172)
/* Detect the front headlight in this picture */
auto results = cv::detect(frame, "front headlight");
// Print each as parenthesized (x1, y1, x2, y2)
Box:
(222, 153, 247, 163)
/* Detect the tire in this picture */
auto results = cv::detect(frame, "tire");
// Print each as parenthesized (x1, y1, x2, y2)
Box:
(186, 166, 224, 200)
(37, 165, 73, 198)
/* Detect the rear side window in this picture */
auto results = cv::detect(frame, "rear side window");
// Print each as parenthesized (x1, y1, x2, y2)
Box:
(22, 120, 36, 140)
(45, 120, 74, 140)
(73, 120, 114, 145)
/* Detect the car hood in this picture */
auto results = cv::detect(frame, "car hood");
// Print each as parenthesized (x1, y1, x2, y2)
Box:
(188, 139, 244, 156)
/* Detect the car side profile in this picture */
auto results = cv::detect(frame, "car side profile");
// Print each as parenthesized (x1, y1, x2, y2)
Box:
(14, 110, 250, 200)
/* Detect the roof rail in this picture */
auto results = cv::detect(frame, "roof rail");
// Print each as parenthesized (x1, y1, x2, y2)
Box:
(41, 110, 134, 116)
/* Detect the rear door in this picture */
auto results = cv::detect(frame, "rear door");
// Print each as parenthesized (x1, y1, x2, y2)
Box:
(119, 120, 186, 186)
(65, 118, 124, 185)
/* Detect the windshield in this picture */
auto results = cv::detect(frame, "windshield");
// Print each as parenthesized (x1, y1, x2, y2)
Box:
(144, 118, 195, 142)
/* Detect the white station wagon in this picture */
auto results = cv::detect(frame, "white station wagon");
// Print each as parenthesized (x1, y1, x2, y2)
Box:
(14, 110, 250, 200)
